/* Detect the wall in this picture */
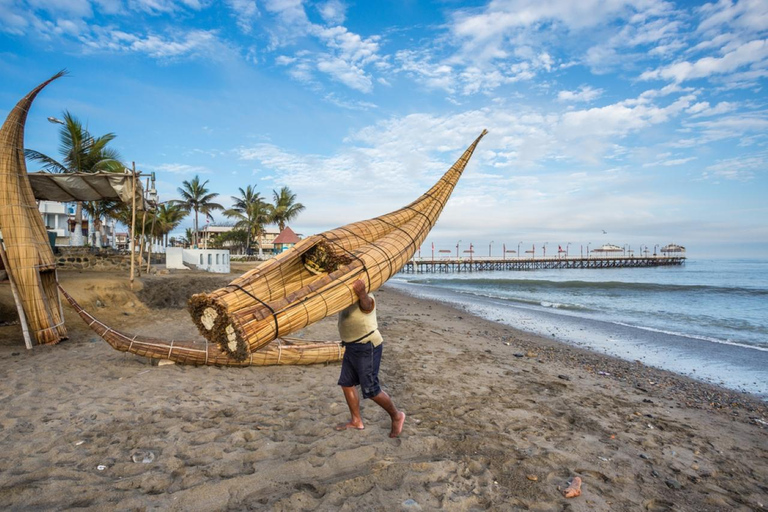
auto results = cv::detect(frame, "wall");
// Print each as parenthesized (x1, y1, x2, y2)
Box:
(168, 248, 230, 273)
(55, 247, 140, 272)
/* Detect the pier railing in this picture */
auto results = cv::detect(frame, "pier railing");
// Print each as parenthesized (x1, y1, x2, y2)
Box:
(401, 255, 685, 273)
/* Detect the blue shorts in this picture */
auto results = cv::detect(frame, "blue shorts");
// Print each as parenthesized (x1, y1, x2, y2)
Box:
(337, 342, 382, 399)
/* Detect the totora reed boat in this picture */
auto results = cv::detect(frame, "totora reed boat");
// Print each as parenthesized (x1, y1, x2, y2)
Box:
(188, 130, 487, 361)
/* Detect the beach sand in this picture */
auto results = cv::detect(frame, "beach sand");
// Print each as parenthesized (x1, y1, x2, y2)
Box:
(0, 270, 766, 511)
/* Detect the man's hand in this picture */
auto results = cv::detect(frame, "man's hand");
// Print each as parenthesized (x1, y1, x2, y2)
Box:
(352, 279, 366, 297)
(352, 279, 374, 313)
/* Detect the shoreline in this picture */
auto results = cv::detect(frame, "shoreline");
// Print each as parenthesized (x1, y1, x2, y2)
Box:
(388, 278, 768, 400)
(0, 271, 766, 510)
(380, 284, 768, 423)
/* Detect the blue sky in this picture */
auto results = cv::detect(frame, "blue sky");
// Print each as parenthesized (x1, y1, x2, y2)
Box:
(1, 0, 766, 258)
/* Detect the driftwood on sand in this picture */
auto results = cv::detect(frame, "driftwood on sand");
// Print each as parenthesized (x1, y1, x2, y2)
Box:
(59, 285, 344, 366)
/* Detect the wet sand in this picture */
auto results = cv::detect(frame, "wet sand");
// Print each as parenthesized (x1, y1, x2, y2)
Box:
(0, 270, 766, 511)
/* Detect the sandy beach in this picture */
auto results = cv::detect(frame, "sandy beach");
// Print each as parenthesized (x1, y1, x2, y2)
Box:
(0, 269, 766, 511)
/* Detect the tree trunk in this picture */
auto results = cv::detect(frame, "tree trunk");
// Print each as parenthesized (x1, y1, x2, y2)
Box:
(194, 208, 199, 248)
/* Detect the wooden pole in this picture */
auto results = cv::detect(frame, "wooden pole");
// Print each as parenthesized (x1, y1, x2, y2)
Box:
(0, 232, 33, 349)
(146, 201, 157, 274)
(129, 163, 137, 290)
(137, 178, 148, 278)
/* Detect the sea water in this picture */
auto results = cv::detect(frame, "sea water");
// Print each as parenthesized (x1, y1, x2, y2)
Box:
(389, 259, 768, 398)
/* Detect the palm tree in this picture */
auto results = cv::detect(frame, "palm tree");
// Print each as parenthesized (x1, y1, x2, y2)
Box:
(270, 186, 305, 231)
(184, 228, 196, 248)
(155, 203, 186, 247)
(223, 185, 270, 258)
(25, 111, 123, 246)
(83, 199, 119, 247)
(172, 175, 223, 248)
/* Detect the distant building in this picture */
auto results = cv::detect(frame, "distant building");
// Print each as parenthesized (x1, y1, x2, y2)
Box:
(661, 244, 686, 254)
(115, 232, 130, 250)
(196, 225, 293, 255)
(39, 200, 75, 246)
(272, 226, 301, 253)
(37, 200, 116, 248)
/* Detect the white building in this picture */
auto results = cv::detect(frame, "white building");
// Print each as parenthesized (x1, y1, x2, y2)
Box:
(39, 200, 74, 239)
(37, 200, 117, 248)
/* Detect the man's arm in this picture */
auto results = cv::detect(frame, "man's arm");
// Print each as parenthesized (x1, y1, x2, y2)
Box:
(352, 279, 374, 313)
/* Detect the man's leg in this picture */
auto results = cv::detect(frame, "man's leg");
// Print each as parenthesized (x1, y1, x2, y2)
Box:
(371, 391, 406, 438)
(336, 385, 365, 430)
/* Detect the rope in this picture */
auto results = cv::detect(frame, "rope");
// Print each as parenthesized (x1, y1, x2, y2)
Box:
(227, 283, 279, 339)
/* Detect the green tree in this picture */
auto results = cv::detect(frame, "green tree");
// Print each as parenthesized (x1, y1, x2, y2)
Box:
(172, 175, 223, 248)
(83, 199, 118, 247)
(25, 111, 123, 246)
(270, 186, 305, 231)
(184, 228, 196, 248)
(155, 202, 186, 247)
(223, 185, 270, 258)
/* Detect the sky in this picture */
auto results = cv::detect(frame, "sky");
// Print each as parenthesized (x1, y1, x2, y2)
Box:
(1, 0, 766, 258)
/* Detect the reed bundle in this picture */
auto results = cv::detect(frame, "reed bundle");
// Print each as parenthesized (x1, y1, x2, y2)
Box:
(0, 72, 68, 344)
(59, 285, 343, 366)
(189, 130, 487, 361)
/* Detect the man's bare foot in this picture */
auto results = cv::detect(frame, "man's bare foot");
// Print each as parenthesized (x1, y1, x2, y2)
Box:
(389, 412, 405, 438)
(335, 421, 364, 431)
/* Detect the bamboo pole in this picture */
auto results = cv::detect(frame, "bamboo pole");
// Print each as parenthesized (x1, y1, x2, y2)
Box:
(129, 162, 137, 290)
(0, 232, 33, 349)
(137, 178, 148, 278)
(146, 200, 157, 274)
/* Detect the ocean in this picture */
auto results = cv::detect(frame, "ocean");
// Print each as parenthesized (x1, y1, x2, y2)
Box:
(389, 259, 768, 399)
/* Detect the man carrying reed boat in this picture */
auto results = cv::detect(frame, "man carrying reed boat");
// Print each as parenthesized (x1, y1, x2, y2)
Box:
(335, 279, 405, 438)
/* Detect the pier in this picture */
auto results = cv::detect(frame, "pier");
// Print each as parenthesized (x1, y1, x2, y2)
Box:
(401, 255, 685, 273)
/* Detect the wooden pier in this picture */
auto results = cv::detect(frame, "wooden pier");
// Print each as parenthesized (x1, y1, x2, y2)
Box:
(401, 255, 685, 273)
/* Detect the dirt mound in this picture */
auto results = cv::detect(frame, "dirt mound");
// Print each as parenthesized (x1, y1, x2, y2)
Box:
(137, 275, 233, 309)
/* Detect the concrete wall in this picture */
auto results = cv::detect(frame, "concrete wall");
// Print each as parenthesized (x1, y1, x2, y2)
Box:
(166, 248, 230, 273)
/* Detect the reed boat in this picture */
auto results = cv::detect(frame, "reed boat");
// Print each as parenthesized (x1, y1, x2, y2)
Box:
(189, 130, 487, 361)
(59, 285, 344, 366)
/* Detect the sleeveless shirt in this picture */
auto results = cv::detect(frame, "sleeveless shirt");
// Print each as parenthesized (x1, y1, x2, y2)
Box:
(338, 294, 383, 347)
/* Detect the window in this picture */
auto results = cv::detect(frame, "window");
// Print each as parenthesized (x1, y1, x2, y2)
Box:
(216, 254, 220, 265)
(199, 254, 203, 265)
(208, 254, 212, 265)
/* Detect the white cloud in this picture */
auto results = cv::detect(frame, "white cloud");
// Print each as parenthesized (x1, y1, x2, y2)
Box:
(145, 163, 213, 174)
(129, 0, 207, 15)
(316, 57, 372, 92)
(317, 0, 346, 25)
(642, 156, 696, 167)
(557, 85, 603, 102)
(226, 0, 259, 33)
(640, 39, 768, 83)
(697, 0, 768, 37)
(81, 27, 231, 60)
(686, 100, 737, 117)
(702, 152, 767, 182)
